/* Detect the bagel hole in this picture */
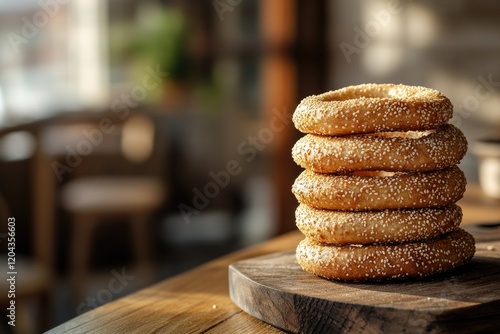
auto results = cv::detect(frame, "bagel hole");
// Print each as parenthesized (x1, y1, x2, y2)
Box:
(321, 90, 391, 101)
(351, 171, 399, 177)
(320, 93, 389, 102)
(362, 129, 435, 139)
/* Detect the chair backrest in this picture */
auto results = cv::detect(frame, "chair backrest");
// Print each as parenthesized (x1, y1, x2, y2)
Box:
(40, 111, 166, 182)
(121, 114, 156, 163)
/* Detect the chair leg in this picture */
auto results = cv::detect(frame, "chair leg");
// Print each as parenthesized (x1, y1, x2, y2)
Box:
(71, 214, 94, 302)
(39, 287, 51, 332)
(130, 214, 153, 279)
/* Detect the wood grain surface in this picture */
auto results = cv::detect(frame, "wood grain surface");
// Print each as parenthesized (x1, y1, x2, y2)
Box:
(46, 231, 305, 334)
(229, 240, 500, 334)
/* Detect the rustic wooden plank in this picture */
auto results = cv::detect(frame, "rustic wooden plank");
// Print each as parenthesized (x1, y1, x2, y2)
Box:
(48, 260, 241, 333)
(229, 240, 500, 334)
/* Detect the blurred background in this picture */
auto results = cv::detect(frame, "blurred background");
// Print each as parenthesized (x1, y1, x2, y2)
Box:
(0, 0, 499, 332)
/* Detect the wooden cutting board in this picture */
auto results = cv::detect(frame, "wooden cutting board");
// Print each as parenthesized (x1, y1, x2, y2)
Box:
(229, 240, 500, 334)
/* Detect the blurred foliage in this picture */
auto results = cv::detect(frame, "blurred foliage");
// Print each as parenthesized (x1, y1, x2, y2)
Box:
(134, 6, 189, 81)
(108, 4, 230, 113)
(108, 5, 189, 83)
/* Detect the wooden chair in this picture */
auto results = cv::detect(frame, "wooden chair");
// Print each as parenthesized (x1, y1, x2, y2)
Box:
(62, 176, 164, 289)
(53, 114, 166, 298)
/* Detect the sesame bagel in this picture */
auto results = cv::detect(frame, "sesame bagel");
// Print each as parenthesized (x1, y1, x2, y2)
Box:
(292, 124, 467, 173)
(296, 228, 475, 281)
(292, 83, 453, 136)
(295, 203, 462, 245)
(292, 166, 466, 211)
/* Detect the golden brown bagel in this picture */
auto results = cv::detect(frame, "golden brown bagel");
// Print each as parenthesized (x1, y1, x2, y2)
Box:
(292, 166, 466, 211)
(293, 84, 453, 136)
(292, 124, 467, 173)
(295, 204, 462, 245)
(296, 228, 475, 281)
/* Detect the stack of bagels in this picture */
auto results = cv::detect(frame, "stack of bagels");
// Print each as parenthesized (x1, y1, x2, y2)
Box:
(291, 83, 475, 281)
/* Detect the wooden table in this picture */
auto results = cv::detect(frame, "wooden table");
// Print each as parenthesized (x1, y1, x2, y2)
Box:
(47, 184, 500, 334)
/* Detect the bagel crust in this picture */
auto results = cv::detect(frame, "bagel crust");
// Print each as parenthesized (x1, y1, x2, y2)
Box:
(292, 166, 466, 211)
(293, 84, 453, 135)
(296, 204, 462, 245)
(296, 228, 475, 281)
(292, 124, 467, 173)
